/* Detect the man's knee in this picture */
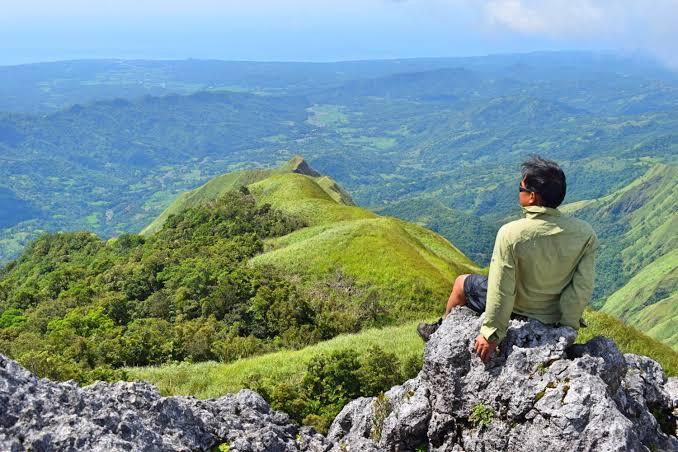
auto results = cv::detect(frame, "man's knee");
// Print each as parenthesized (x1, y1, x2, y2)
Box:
(454, 274, 469, 296)
(449, 274, 469, 306)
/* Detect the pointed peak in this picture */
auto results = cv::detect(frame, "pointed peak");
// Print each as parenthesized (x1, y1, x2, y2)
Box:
(286, 155, 321, 177)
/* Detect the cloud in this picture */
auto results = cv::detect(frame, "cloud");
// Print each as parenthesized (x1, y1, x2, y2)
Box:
(484, 0, 609, 34)
(481, 0, 678, 68)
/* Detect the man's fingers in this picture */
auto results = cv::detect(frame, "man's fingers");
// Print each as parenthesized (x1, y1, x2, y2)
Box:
(476, 343, 485, 360)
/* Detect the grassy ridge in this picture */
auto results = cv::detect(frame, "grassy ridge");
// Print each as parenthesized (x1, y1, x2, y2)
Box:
(245, 168, 482, 303)
(143, 157, 482, 311)
(253, 217, 481, 302)
(602, 250, 678, 349)
(128, 309, 677, 400)
(562, 163, 678, 348)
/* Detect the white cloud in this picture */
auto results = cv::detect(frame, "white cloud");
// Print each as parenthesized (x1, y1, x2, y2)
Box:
(484, 0, 608, 35)
(481, 0, 678, 68)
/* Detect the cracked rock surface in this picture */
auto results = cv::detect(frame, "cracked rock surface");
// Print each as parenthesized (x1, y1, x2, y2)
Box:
(328, 308, 678, 451)
(2, 307, 677, 451)
(0, 354, 328, 451)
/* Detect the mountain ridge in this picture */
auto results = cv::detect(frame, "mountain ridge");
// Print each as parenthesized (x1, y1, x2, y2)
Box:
(561, 163, 677, 349)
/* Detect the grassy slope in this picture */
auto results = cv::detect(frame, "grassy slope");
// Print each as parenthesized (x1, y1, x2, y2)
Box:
(144, 157, 483, 306)
(249, 171, 481, 299)
(602, 250, 678, 349)
(128, 320, 424, 398)
(128, 309, 677, 399)
(561, 163, 677, 348)
(561, 164, 677, 277)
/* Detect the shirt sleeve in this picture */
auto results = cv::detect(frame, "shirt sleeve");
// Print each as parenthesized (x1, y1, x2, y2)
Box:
(480, 226, 517, 343)
(558, 232, 598, 329)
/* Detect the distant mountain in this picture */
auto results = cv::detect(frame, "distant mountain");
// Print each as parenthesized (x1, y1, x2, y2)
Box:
(2, 52, 674, 113)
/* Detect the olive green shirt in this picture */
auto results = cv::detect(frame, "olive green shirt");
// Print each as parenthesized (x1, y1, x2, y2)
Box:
(480, 205, 598, 343)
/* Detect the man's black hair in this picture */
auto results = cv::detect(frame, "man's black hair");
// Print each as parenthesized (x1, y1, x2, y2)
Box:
(521, 155, 567, 208)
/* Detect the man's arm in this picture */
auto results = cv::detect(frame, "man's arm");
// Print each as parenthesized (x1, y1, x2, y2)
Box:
(558, 232, 598, 329)
(480, 226, 517, 343)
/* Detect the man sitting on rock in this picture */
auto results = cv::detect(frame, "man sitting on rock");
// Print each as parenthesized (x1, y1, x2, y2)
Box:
(418, 155, 598, 362)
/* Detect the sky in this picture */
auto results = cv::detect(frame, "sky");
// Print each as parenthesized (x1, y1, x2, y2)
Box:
(2, 0, 678, 67)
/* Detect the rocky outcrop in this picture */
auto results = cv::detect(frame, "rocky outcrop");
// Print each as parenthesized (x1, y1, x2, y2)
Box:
(0, 354, 328, 451)
(329, 308, 678, 451)
(1, 307, 677, 451)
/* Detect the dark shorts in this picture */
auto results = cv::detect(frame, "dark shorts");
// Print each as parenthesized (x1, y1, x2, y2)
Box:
(462, 274, 529, 321)
(463, 274, 488, 314)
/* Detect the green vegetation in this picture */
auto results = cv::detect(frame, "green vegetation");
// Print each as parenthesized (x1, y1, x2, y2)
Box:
(0, 160, 480, 384)
(242, 346, 407, 432)
(563, 164, 677, 348)
(147, 157, 482, 312)
(126, 320, 425, 398)
(377, 197, 497, 266)
(603, 251, 677, 349)
(0, 189, 384, 383)
(578, 310, 677, 375)
(371, 393, 390, 441)
(134, 326, 419, 433)
(469, 403, 495, 428)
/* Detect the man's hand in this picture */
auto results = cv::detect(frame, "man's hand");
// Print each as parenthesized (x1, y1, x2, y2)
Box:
(474, 335, 498, 363)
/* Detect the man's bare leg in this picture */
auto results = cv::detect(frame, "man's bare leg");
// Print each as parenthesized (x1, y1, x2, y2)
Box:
(445, 274, 469, 317)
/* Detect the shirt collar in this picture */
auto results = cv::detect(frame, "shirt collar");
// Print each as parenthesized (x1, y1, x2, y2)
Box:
(521, 205, 562, 218)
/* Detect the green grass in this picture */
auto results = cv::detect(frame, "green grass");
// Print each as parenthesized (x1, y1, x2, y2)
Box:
(561, 164, 678, 348)
(600, 249, 678, 350)
(579, 310, 677, 375)
(141, 168, 275, 235)
(128, 310, 677, 401)
(247, 173, 373, 225)
(126, 320, 425, 398)
(253, 216, 481, 301)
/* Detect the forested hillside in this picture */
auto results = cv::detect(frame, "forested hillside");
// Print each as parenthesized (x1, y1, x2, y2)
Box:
(561, 164, 677, 348)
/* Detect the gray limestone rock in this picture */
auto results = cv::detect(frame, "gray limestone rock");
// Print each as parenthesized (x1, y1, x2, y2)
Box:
(0, 354, 329, 452)
(328, 307, 678, 451)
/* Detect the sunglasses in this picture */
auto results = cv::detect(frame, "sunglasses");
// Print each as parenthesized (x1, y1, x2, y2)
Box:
(519, 185, 533, 193)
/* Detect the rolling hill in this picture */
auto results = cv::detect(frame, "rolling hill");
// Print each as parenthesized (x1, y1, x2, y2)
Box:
(561, 163, 677, 349)
(147, 156, 482, 301)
